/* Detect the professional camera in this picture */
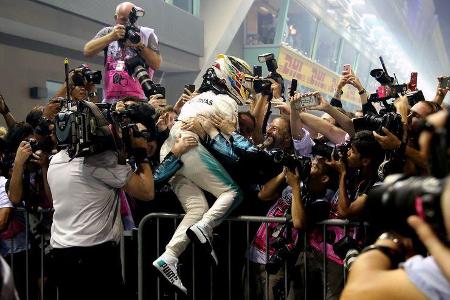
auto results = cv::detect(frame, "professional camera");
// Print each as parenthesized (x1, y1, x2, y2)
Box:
(368, 57, 425, 109)
(111, 104, 157, 152)
(352, 112, 403, 140)
(365, 175, 449, 247)
(253, 53, 285, 97)
(25, 137, 53, 154)
(120, 6, 145, 44)
(265, 222, 299, 275)
(55, 100, 115, 158)
(71, 64, 102, 86)
(125, 56, 164, 98)
(311, 142, 350, 161)
(270, 149, 311, 181)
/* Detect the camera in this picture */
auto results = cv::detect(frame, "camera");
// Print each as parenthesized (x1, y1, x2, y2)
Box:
(368, 57, 425, 107)
(71, 65, 102, 86)
(125, 56, 163, 98)
(55, 100, 115, 158)
(253, 53, 285, 97)
(311, 142, 349, 161)
(365, 175, 448, 247)
(265, 222, 299, 275)
(270, 149, 311, 181)
(353, 112, 403, 140)
(120, 6, 145, 44)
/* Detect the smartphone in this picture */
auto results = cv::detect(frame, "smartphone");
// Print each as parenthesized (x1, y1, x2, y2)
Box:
(289, 79, 297, 97)
(343, 64, 351, 75)
(185, 84, 195, 93)
(293, 95, 319, 110)
(439, 77, 450, 89)
(154, 86, 166, 98)
(409, 72, 418, 91)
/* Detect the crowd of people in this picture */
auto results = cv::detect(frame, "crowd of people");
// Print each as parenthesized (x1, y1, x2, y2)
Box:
(0, 1, 450, 300)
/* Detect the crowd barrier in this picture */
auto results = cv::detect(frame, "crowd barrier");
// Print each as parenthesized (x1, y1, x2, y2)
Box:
(138, 213, 368, 300)
(2, 209, 367, 300)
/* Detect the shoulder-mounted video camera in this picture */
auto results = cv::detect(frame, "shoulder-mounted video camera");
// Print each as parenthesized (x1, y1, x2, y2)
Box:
(368, 57, 424, 109)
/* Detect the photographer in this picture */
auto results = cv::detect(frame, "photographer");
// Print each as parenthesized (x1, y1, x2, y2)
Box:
(325, 130, 384, 218)
(2, 122, 52, 299)
(341, 178, 450, 300)
(246, 156, 338, 300)
(53, 66, 102, 103)
(84, 2, 161, 103)
(47, 114, 155, 299)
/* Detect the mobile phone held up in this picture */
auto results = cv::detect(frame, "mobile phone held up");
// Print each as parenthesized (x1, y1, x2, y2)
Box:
(185, 84, 195, 93)
(293, 94, 319, 110)
(343, 64, 351, 75)
(439, 77, 450, 89)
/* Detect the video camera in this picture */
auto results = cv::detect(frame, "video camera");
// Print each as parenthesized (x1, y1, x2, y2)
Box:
(253, 53, 285, 97)
(368, 57, 424, 108)
(120, 6, 145, 45)
(125, 56, 165, 98)
(71, 64, 102, 86)
(55, 58, 157, 159)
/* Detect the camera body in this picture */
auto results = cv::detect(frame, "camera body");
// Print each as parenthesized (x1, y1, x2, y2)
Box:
(311, 142, 350, 161)
(72, 65, 102, 86)
(270, 149, 311, 181)
(55, 101, 115, 158)
(353, 112, 403, 140)
(120, 7, 144, 44)
(253, 53, 285, 97)
(366, 175, 448, 247)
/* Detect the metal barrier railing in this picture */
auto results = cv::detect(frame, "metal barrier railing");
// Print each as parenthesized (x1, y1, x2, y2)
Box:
(2, 209, 367, 300)
(1, 207, 53, 300)
(137, 213, 368, 300)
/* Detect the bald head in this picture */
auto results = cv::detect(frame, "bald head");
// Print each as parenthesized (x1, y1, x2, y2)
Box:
(115, 2, 135, 25)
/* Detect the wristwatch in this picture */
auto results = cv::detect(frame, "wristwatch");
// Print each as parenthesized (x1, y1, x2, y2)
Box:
(361, 244, 404, 268)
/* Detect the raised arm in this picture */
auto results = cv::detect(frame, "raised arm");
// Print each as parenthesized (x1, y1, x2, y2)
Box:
(299, 112, 347, 145)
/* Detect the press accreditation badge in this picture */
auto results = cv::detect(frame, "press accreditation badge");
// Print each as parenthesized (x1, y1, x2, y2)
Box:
(116, 60, 125, 71)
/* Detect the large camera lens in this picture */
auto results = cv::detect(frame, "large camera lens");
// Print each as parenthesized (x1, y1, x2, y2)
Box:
(72, 72, 85, 86)
(126, 27, 141, 44)
(365, 175, 446, 241)
(84, 70, 102, 84)
(134, 65, 153, 98)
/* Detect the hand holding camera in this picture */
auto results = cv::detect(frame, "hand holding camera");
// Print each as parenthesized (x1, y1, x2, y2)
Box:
(130, 123, 149, 149)
(148, 94, 167, 110)
(29, 150, 50, 168)
(110, 24, 126, 41)
(284, 167, 300, 189)
(325, 150, 346, 175)
(14, 141, 33, 167)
